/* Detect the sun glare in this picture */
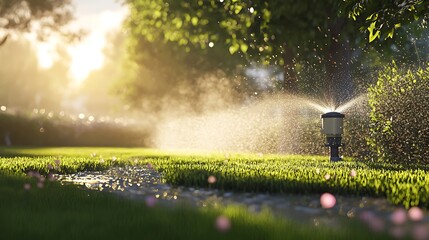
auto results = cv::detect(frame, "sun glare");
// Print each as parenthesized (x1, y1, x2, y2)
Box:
(68, 39, 105, 84)
(36, 43, 56, 69)
(67, 9, 127, 85)
(31, 5, 128, 85)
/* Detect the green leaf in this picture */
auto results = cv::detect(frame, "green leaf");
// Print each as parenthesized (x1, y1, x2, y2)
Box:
(386, 28, 394, 39)
(191, 16, 199, 26)
(173, 18, 183, 28)
(240, 43, 248, 53)
(229, 43, 239, 54)
(153, 10, 162, 19)
(367, 22, 380, 42)
(366, 13, 377, 21)
(234, 5, 243, 14)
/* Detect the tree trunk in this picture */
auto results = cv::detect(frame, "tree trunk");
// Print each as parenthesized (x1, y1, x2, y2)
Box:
(282, 44, 298, 93)
(325, 18, 354, 108)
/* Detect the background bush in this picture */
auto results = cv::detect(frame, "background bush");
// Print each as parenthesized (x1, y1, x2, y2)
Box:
(0, 112, 149, 147)
(368, 62, 429, 164)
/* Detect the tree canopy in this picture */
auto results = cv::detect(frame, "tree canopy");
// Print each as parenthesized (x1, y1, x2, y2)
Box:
(344, 0, 429, 42)
(124, 0, 362, 105)
(122, 0, 428, 109)
(0, 0, 74, 45)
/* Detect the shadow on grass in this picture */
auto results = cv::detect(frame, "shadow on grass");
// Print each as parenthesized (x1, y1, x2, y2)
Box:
(0, 146, 50, 158)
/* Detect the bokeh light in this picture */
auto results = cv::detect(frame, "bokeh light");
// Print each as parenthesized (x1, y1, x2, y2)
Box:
(23, 183, 31, 191)
(145, 196, 157, 208)
(390, 208, 407, 225)
(408, 207, 424, 221)
(215, 215, 231, 232)
(208, 175, 217, 184)
(320, 193, 336, 208)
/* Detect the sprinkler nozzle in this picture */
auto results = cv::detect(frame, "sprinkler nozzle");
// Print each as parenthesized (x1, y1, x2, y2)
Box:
(321, 112, 345, 162)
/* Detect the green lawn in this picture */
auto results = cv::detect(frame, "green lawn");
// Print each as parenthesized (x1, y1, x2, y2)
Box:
(0, 147, 420, 239)
(2, 146, 428, 208)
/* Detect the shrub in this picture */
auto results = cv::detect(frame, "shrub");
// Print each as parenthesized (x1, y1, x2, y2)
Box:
(0, 112, 149, 147)
(368, 62, 429, 164)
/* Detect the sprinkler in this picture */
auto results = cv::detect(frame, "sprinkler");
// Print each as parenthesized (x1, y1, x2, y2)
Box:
(321, 112, 345, 162)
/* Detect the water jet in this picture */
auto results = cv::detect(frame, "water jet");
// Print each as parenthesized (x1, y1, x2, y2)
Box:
(321, 112, 345, 162)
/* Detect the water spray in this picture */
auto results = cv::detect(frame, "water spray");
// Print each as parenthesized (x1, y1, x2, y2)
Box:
(321, 112, 345, 162)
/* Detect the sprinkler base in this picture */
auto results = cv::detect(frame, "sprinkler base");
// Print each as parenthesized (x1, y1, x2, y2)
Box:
(330, 156, 342, 162)
(326, 137, 342, 162)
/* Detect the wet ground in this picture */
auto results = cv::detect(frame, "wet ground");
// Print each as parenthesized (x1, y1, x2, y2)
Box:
(56, 166, 429, 239)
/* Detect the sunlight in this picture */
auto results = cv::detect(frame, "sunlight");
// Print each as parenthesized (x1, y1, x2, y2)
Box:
(67, 9, 127, 84)
(24, 30, 58, 69)
(67, 38, 104, 84)
(35, 41, 57, 69)
(29, 5, 128, 85)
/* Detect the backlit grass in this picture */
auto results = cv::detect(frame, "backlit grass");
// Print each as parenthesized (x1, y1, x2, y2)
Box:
(1, 147, 429, 208)
(0, 147, 425, 239)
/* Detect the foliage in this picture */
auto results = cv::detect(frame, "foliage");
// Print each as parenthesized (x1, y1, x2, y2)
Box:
(344, 0, 428, 42)
(0, 111, 148, 147)
(0, 0, 75, 43)
(368, 62, 429, 164)
(122, 0, 367, 106)
(119, 25, 247, 110)
(125, 0, 353, 66)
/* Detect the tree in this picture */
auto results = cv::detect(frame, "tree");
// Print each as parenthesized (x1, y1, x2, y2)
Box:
(0, 0, 75, 45)
(121, 0, 249, 110)
(343, 0, 429, 42)
(124, 0, 366, 106)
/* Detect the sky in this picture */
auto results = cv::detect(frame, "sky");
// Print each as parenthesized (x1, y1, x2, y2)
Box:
(35, 0, 127, 84)
(74, 0, 122, 16)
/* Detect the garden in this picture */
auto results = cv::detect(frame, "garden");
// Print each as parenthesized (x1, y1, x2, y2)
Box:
(1, 1, 429, 240)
